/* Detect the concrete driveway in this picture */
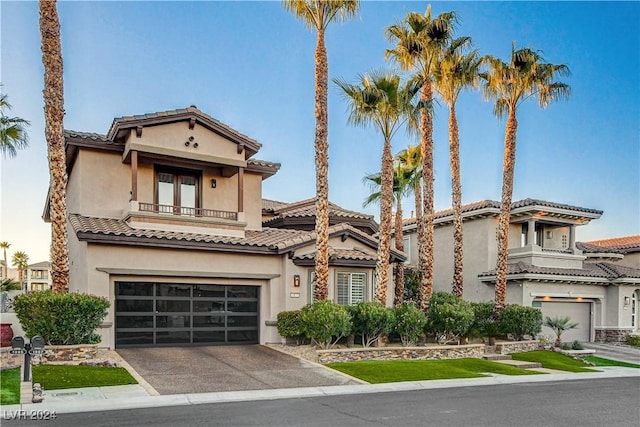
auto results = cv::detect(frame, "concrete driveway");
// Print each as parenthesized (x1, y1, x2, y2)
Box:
(117, 345, 358, 395)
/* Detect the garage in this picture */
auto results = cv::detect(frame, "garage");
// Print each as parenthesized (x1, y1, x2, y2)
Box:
(540, 300, 592, 342)
(115, 282, 259, 347)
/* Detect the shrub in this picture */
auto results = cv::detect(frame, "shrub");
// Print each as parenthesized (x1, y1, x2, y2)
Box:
(300, 301, 352, 349)
(348, 302, 394, 347)
(625, 334, 640, 347)
(392, 302, 427, 346)
(468, 301, 501, 341)
(571, 340, 584, 350)
(402, 269, 419, 302)
(425, 292, 474, 344)
(498, 305, 542, 341)
(561, 342, 571, 350)
(276, 310, 304, 345)
(14, 291, 109, 345)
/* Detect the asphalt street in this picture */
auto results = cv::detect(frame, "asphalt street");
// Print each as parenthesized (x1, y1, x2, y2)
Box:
(3, 377, 638, 427)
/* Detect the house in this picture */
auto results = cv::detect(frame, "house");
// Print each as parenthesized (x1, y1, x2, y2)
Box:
(26, 261, 52, 292)
(400, 200, 640, 343)
(51, 106, 402, 348)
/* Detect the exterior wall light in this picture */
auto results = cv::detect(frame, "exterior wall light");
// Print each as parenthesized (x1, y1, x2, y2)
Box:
(293, 275, 300, 287)
(211, 179, 217, 188)
(624, 296, 631, 306)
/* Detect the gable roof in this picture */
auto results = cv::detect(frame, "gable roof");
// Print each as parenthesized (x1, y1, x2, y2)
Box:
(478, 261, 640, 285)
(402, 198, 602, 229)
(262, 197, 379, 234)
(107, 106, 261, 158)
(69, 214, 403, 261)
(586, 235, 640, 254)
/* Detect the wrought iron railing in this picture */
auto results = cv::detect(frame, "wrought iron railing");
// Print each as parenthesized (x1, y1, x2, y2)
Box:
(138, 202, 238, 220)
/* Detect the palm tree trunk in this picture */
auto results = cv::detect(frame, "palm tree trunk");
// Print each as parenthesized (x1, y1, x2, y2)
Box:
(393, 199, 404, 306)
(494, 109, 518, 314)
(40, 0, 69, 293)
(418, 80, 434, 310)
(375, 137, 394, 305)
(313, 26, 330, 302)
(449, 105, 464, 297)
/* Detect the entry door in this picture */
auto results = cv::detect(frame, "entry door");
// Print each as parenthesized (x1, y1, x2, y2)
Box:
(115, 282, 259, 347)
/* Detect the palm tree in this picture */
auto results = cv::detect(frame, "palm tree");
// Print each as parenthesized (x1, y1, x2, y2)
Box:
(544, 316, 579, 347)
(0, 93, 30, 158)
(283, 1, 359, 302)
(396, 144, 423, 268)
(482, 45, 570, 313)
(335, 71, 420, 304)
(11, 251, 29, 290)
(0, 241, 10, 279)
(386, 7, 458, 310)
(432, 38, 482, 298)
(40, 0, 69, 293)
(362, 165, 412, 306)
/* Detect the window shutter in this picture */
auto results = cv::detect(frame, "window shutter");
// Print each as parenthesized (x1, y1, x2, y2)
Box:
(337, 273, 349, 306)
(351, 273, 366, 304)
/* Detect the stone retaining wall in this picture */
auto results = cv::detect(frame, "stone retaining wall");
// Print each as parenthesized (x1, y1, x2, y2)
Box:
(595, 328, 632, 343)
(32, 344, 99, 364)
(317, 344, 484, 364)
(494, 340, 539, 355)
(0, 348, 22, 370)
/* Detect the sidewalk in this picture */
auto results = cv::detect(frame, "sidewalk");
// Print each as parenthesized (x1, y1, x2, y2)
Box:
(2, 366, 638, 416)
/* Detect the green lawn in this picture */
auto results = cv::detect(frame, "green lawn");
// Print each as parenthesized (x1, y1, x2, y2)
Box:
(582, 356, 640, 368)
(326, 358, 541, 384)
(32, 365, 137, 390)
(511, 351, 597, 372)
(0, 368, 21, 405)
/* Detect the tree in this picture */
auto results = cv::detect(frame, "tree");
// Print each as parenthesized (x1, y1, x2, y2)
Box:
(11, 251, 29, 289)
(482, 45, 570, 313)
(362, 165, 412, 306)
(0, 93, 30, 158)
(335, 71, 419, 304)
(386, 7, 458, 310)
(0, 241, 10, 279)
(432, 38, 482, 297)
(544, 316, 579, 347)
(283, 1, 359, 302)
(40, 0, 70, 293)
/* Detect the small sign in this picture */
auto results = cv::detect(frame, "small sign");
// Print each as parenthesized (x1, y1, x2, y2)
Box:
(290, 292, 300, 298)
(9, 349, 26, 355)
(29, 349, 46, 355)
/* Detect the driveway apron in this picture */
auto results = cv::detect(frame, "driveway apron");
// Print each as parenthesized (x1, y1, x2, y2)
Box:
(117, 345, 358, 395)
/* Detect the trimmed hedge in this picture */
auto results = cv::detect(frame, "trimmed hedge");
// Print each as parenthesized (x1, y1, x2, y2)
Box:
(393, 302, 427, 346)
(498, 304, 542, 341)
(14, 291, 109, 345)
(301, 301, 352, 349)
(276, 310, 304, 344)
(349, 302, 395, 347)
(425, 292, 474, 344)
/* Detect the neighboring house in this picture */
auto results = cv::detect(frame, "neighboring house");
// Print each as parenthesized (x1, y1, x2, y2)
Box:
(26, 261, 52, 292)
(400, 199, 640, 343)
(0, 261, 19, 281)
(51, 106, 401, 349)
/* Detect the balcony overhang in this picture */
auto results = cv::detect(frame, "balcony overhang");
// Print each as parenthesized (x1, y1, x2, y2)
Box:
(123, 142, 247, 168)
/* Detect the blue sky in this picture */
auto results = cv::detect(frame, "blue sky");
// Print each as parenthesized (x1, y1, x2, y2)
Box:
(1, 1, 638, 264)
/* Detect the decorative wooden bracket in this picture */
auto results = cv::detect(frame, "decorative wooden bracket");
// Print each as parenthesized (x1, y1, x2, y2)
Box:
(237, 142, 244, 154)
(189, 117, 196, 130)
(136, 126, 143, 138)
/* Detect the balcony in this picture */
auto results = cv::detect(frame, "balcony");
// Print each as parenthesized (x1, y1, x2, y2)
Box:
(138, 202, 238, 221)
(123, 201, 246, 237)
(508, 244, 585, 269)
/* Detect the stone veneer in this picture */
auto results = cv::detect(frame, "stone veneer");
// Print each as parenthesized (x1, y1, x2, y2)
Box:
(31, 344, 99, 365)
(494, 340, 539, 355)
(317, 344, 484, 364)
(0, 348, 23, 370)
(595, 328, 633, 343)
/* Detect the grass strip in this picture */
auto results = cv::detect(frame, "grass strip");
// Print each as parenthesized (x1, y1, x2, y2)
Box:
(511, 350, 597, 372)
(326, 358, 541, 384)
(581, 356, 640, 368)
(32, 365, 137, 390)
(0, 367, 21, 405)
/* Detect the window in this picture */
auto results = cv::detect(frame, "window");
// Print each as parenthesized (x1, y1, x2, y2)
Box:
(632, 292, 637, 329)
(562, 235, 568, 248)
(30, 270, 48, 279)
(156, 168, 200, 215)
(403, 237, 411, 263)
(30, 283, 48, 292)
(521, 223, 528, 246)
(336, 272, 367, 306)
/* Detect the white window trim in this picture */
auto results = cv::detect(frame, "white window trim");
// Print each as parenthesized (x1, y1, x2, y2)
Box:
(335, 271, 367, 306)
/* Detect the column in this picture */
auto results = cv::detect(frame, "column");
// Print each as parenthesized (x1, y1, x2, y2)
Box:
(237, 167, 244, 213)
(569, 225, 577, 252)
(527, 219, 536, 247)
(131, 150, 138, 202)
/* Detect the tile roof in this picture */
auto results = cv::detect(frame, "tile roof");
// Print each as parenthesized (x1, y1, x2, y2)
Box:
(247, 159, 280, 169)
(586, 235, 640, 253)
(65, 130, 117, 145)
(69, 215, 392, 257)
(262, 198, 290, 212)
(478, 261, 640, 281)
(576, 242, 623, 254)
(294, 247, 377, 262)
(262, 197, 374, 224)
(402, 198, 602, 227)
(28, 261, 51, 269)
(110, 105, 261, 150)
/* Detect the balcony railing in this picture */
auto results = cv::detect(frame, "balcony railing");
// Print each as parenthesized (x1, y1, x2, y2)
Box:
(138, 202, 238, 221)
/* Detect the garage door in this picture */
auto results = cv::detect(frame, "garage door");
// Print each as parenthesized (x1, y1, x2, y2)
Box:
(115, 282, 259, 347)
(540, 301, 591, 342)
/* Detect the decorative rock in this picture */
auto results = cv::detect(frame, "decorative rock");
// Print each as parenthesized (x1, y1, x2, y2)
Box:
(32, 383, 44, 403)
(316, 344, 485, 364)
